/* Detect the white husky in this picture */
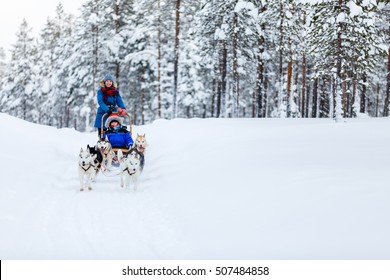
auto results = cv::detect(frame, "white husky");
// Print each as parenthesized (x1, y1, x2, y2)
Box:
(117, 149, 141, 191)
(78, 148, 97, 191)
(96, 136, 115, 170)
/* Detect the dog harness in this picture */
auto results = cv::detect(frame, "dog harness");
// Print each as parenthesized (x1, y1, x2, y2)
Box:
(79, 163, 95, 172)
(122, 167, 136, 176)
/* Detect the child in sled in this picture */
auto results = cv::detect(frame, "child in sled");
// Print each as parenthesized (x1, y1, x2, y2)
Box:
(104, 114, 134, 149)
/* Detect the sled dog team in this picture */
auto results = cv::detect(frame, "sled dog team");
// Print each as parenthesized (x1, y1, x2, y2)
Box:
(78, 134, 147, 192)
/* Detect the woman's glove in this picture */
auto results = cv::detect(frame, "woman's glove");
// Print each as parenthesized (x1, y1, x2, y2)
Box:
(118, 108, 127, 116)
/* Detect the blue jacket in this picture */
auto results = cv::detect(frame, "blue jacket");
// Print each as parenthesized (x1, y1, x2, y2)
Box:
(104, 126, 134, 149)
(94, 87, 126, 128)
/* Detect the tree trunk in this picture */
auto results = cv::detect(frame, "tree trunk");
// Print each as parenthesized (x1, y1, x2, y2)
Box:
(211, 78, 216, 117)
(384, 23, 390, 116)
(257, 36, 265, 118)
(217, 43, 227, 118)
(172, 0, 181, 118)
(312, 77, 318, 118)
(376, 83, 380, 117)
(334, 0, 344, 121)
(301, 53, 306, 117)
(257, 57, 265, 117)
(257, 4, 266, 118)
(252, 90, 255, 118)
(157, 0, 162, 118)
(301, 10, 307, 118)
(92, 25, 98, 95)
(287, 50, 293, 117)
(232, 13, 239, 117)
(342, 78, 347, 117)
(319, 80, 327, 118)
(306, 79, 311, 118)
(351, 70, 357, 117)
(65, 104, 70, 127)
(360, 72, 367, 114)
(278, 1, 285, 117)
(92, 0, 99, 96)
(216, 78, 221, 118)
(114, 3, 120, 86)
(140, 68, 145, 125)
(133, 102, 137, 126)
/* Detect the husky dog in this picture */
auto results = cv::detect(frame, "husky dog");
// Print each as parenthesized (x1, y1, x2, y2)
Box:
(87, 144, 103, 179)
(78, 148, 97, 191)
(117, 149, 141, 191)
(96, 136, 115, 170)
(134, 133, 148, 153)
(126, 146, 145, 172)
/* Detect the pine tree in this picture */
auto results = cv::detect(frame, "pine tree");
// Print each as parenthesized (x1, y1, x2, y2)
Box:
(1, 0, 389, 128)
(194, 0, 225, 117)
(36, 3, 74, 127)
(308, 0, 385, 120)
(0, 47, 6, 82)
(62, 0, 106, 131)
(1, 19, 38, 121)
(176, 1, 204, 118)
(378, 1, 390, 116)
(195, 0, 261, 117)
(262, 0, 304, 118)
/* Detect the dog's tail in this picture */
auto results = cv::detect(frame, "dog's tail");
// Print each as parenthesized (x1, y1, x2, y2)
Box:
(117, 149, 124, 161)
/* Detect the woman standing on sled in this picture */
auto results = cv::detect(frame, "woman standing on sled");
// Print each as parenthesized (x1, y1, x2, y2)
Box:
(94, 74, 128, 139)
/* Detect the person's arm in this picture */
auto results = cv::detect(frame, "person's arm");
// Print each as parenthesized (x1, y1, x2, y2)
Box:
(125, 132, 134, 148)
(116, 93, 126, 109)
(97, 89, 110, 112)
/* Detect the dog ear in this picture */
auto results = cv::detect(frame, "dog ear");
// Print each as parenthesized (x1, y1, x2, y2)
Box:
(105, 136, 109, 141)
(80, 148, 83, 153)
(143, 133, 145, 137)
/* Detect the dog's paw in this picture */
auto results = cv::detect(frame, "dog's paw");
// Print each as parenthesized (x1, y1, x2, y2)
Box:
(88, 187, 92, 191)
(80, 188, 84, 191)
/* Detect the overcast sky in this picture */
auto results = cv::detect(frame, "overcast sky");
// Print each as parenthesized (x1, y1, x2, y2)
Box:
(0, 0, 81, 59)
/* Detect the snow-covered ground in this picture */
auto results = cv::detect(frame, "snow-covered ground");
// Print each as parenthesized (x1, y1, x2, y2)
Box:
(0, 113, 389, 260)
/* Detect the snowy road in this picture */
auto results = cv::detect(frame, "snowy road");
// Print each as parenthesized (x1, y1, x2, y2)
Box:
(1, 114, 390, 259)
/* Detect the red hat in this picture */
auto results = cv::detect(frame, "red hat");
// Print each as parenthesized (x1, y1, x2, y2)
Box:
(105, 113, 123, 128)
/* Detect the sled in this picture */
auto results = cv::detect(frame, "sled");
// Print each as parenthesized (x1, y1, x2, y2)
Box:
(101, 111, 133, 155)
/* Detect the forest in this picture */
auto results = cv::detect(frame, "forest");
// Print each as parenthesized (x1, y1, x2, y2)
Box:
(0, 0, 389, 131)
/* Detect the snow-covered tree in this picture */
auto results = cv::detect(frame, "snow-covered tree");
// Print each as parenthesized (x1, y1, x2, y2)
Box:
(0, 0, 389, 130)
(0, 47, 6, 81)
(35, 3, 75, 127)
(378, 1, 390, 116)
(308, 0, 385, 120)
(1, 19, 38, 121)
